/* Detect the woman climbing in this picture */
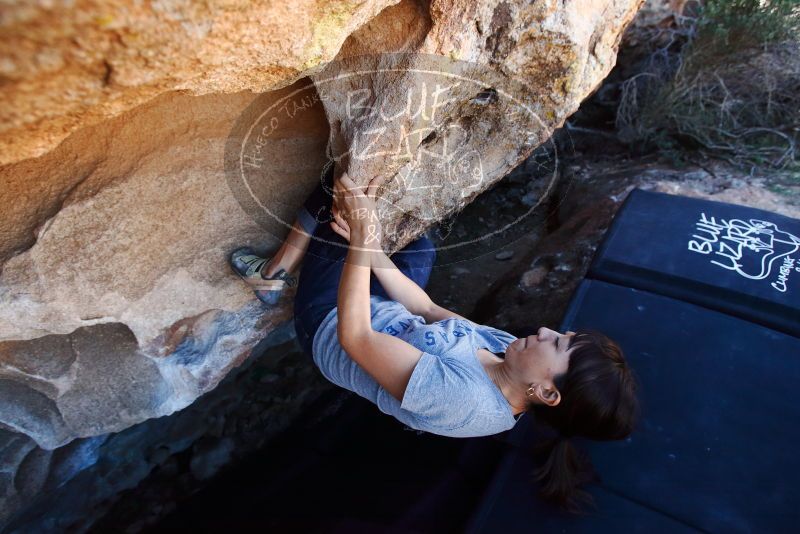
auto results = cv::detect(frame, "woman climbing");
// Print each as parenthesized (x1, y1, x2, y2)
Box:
(230, 161, 639, 509)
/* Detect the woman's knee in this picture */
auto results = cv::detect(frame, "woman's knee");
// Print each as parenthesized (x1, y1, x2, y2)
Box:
(414, 236, 437, 264)
(393, 237, 436, 267)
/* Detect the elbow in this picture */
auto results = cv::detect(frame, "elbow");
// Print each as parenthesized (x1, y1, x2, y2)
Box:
(419, 301, 439, 323)
(337, 323, 352, 352)
(337, 323, 370, 353)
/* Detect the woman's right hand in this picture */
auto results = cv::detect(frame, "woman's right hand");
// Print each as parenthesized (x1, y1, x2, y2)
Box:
(332, 172, 382, 249)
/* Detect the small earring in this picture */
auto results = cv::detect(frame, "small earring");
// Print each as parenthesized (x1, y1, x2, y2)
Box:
(526, 384, 537, 397)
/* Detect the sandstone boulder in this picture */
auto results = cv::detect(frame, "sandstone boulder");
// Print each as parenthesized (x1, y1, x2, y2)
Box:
(0, 0, 643, 450)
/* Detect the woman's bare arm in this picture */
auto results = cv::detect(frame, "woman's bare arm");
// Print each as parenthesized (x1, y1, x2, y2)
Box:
(330, 180, 467, 323)
(333, 173, 429, 402)
(370, 249, 433, 315)
(331, 205, 465, 322)
(371, 250, 468, 322)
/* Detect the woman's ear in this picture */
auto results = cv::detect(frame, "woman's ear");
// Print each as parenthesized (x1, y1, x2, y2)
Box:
(537, 385, 561, 407)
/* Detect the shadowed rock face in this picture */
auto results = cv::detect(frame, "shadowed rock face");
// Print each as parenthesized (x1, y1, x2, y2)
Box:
(0, 0, 643, 450)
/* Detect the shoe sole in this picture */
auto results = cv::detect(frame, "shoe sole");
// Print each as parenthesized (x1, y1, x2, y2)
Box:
(229, 247, 286, 305)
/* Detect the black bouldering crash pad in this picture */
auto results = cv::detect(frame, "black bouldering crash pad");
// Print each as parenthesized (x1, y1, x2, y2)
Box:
(588, 189, 800, 337)
(468, 187, 800, 533)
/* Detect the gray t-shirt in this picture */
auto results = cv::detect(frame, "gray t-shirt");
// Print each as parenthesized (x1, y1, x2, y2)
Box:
(311, 295, 521, 437)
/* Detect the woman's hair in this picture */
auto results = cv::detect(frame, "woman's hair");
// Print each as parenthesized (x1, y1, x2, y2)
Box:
(527, 328, 639, 512)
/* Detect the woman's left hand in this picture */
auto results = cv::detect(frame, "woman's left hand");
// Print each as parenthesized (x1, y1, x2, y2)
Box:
(330, 203, 352, 242)
(332, 172, 382, 250)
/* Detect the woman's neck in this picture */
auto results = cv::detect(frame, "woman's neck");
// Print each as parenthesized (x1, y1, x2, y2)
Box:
(479, 349, 526, 416)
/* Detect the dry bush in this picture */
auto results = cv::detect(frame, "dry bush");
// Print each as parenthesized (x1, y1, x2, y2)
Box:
(616, 0, 800, 172)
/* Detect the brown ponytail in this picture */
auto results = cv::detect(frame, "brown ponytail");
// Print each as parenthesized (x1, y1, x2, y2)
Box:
(528, 329, 639, 512)
(533, 434, 598, 512)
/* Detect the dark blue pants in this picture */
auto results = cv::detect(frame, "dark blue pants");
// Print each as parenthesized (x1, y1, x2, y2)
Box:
(293, 163, 437, 359)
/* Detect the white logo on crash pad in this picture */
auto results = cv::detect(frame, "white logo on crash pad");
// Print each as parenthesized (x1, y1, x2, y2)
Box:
(687, 212, 800, 292)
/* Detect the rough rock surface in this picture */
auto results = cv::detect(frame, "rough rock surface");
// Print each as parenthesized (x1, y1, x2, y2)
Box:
(317, 0, 647, 251)
(0, 85, 318, 451)
(0, 0, 644, 454)
(0, 0, 399, 166)
(0, 323, 332, 531)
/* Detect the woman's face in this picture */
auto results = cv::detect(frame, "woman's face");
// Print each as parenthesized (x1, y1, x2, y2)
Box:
(505, 327, 577, 403)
